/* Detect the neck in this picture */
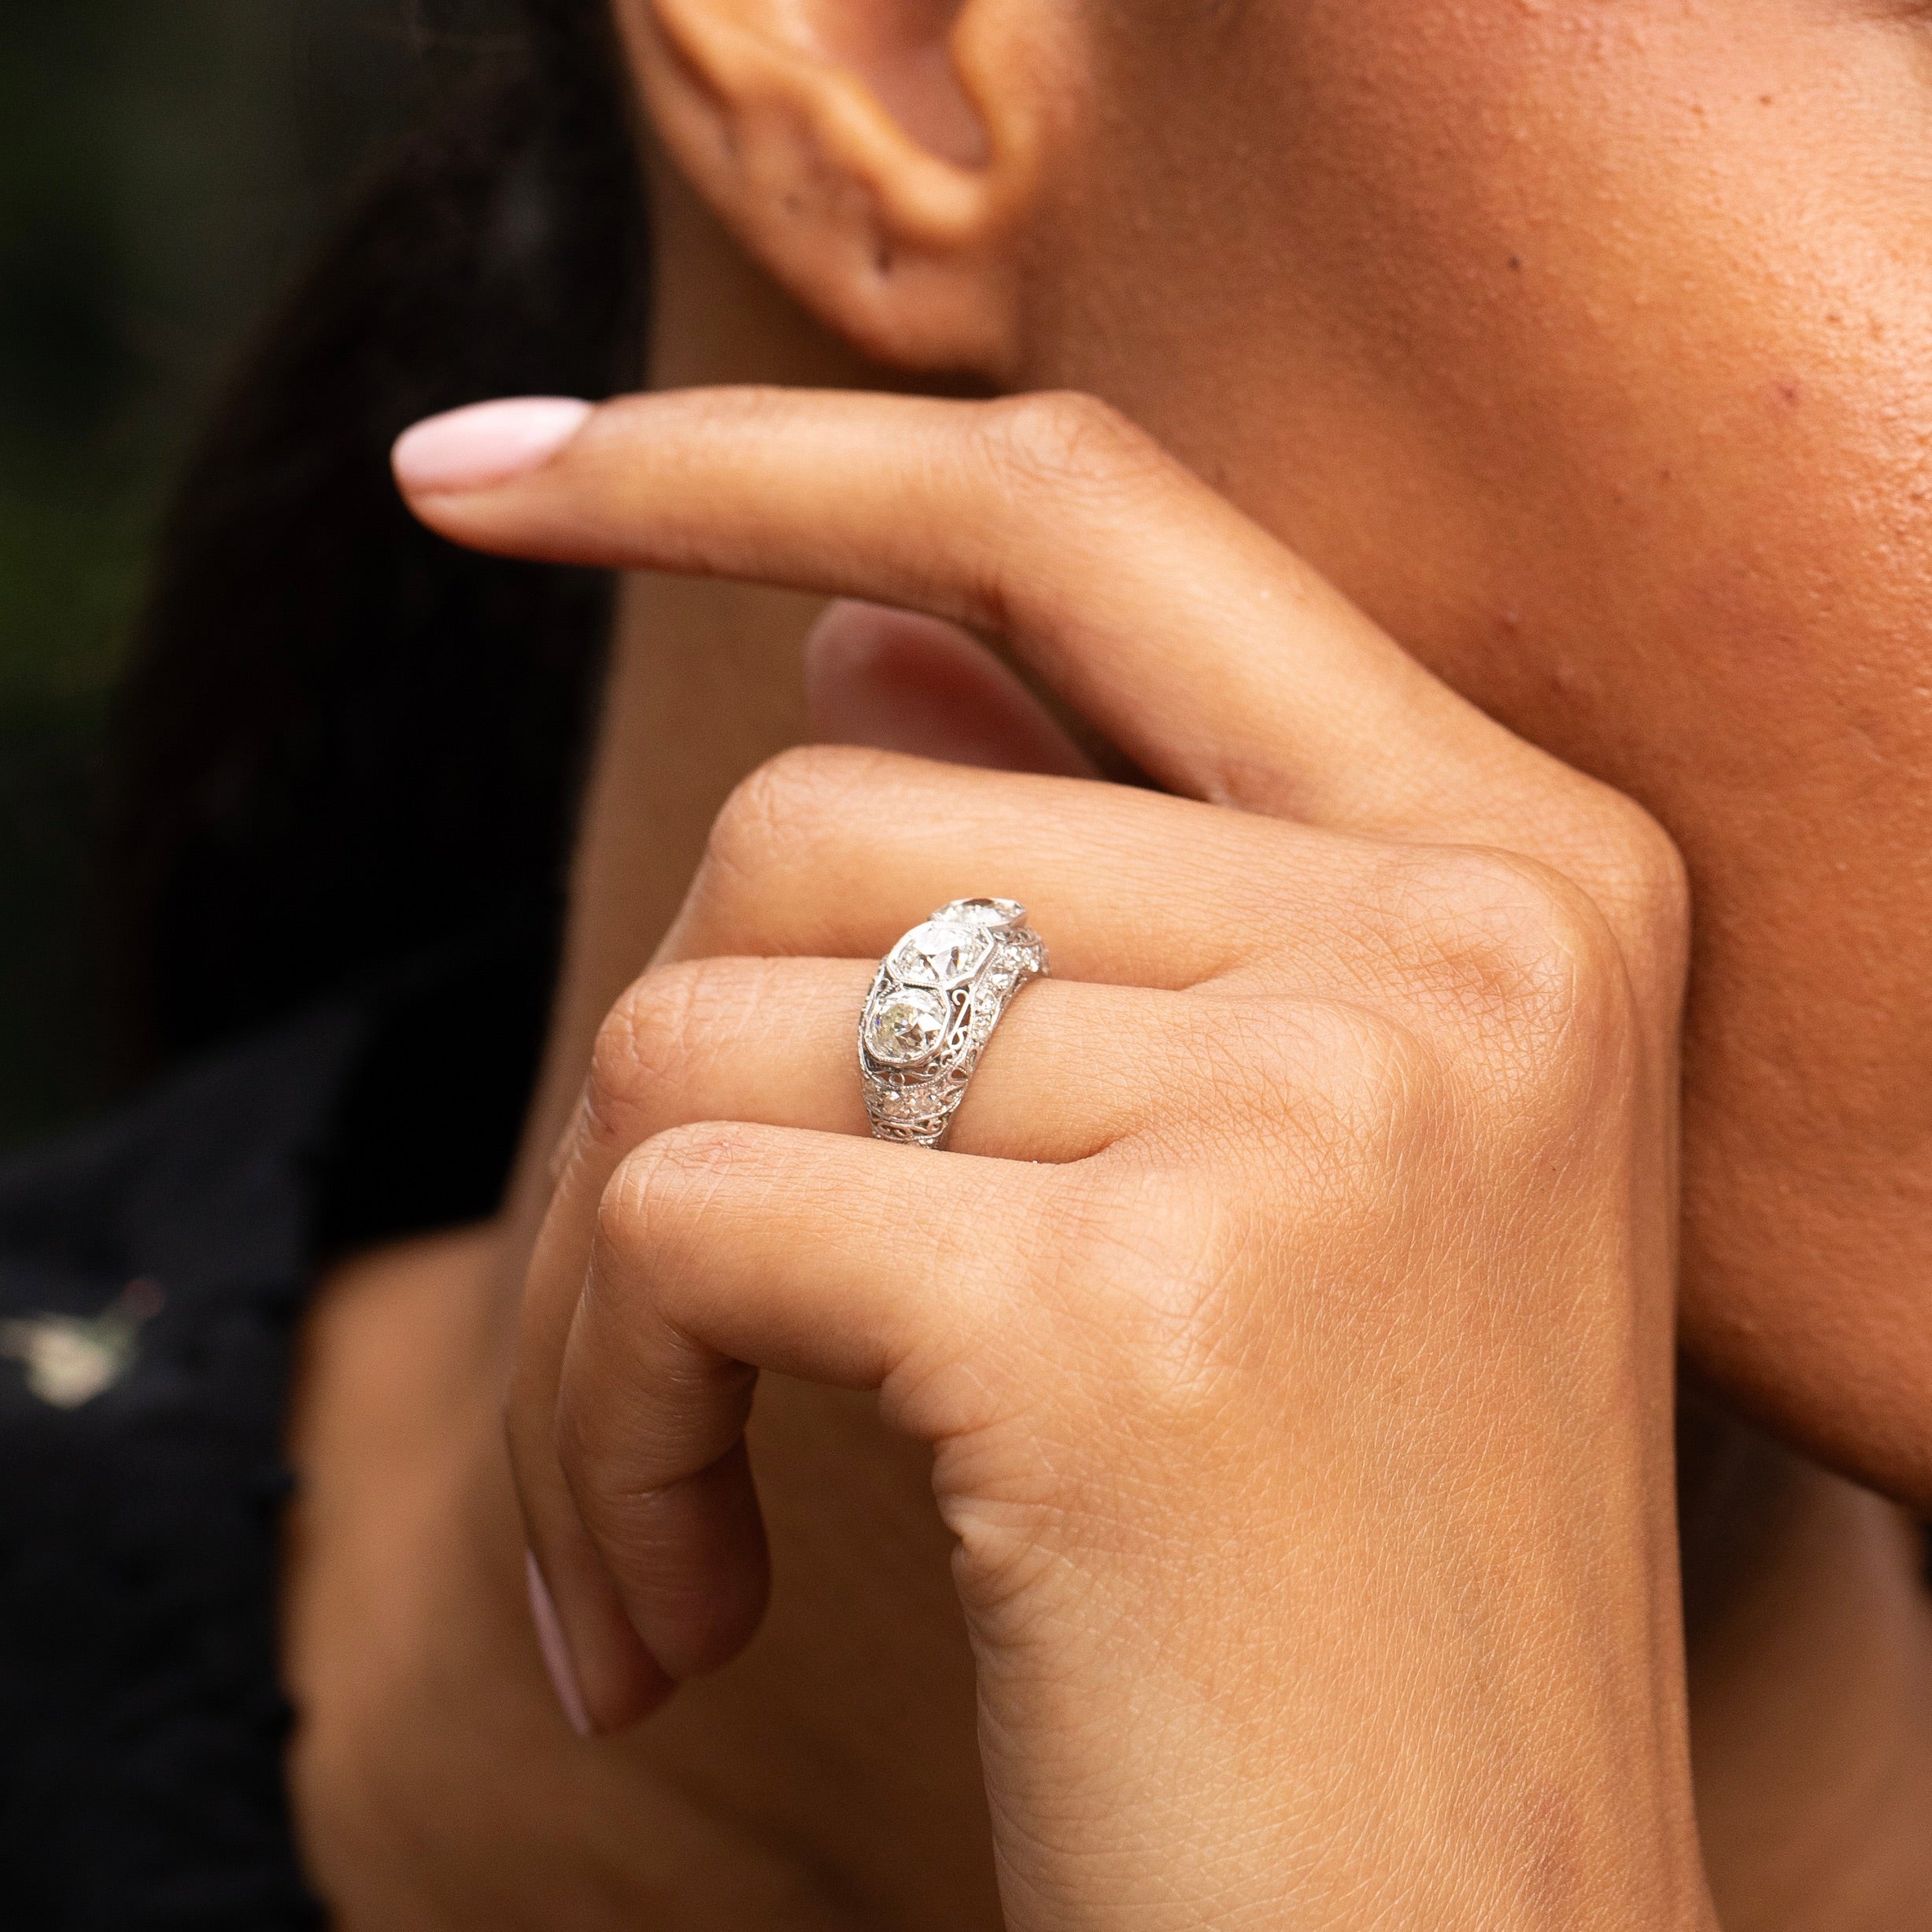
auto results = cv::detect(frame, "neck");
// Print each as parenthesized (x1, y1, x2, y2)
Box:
(1687, 1457, 1932, 1930)
(496, 162, 881, 1269)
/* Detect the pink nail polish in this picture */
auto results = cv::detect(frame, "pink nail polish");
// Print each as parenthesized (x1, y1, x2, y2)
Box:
(392, 397, 593, 494)
(525, 1550, 593, 1738)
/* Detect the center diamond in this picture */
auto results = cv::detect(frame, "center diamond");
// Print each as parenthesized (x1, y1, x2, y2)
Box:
(890, 920, 994, 988)
(865, 986, 950, 1066)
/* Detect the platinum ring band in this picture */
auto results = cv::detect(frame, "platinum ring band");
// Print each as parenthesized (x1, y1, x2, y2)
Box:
(859, 898, 1049, 1149)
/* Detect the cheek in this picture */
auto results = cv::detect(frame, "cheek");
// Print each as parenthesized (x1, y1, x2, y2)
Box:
(1625, 374, 1932, 1505)
(1411, 103, 1932, 1494)
(1376, 19, 1932, 1499)
(1055, 0, 1932, 1499)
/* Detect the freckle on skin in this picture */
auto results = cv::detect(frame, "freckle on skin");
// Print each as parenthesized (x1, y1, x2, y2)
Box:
(1508, 254, 1524, 272)
(1776, 379, 1802, 408)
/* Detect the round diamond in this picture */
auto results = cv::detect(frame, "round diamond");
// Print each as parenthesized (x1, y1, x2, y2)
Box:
(891, 921, 994, 987)
(865, 986, 949, 1066)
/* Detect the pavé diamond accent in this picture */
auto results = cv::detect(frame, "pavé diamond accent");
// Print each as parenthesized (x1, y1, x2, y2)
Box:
(945, 897, 1025, 928)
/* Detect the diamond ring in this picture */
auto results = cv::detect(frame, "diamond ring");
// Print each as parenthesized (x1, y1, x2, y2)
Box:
(859, 898, 1048, 1148)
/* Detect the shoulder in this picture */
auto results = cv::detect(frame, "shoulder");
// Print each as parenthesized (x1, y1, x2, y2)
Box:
(0, 1010, 369, 1929)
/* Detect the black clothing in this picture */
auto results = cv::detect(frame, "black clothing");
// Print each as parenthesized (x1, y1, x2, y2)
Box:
(0, 933, 548, 1930)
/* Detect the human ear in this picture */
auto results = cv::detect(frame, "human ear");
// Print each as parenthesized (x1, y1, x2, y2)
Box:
(614, 0, 1048, 375)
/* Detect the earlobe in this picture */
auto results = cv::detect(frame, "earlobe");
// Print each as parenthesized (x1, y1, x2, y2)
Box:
(618, 0, 1040, 376)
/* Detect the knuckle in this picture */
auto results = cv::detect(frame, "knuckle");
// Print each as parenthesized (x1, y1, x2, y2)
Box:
(1099, 1022, 1448, 1398)
(1273, 998, 1450, 1180)
(1039, 1162, 1297, 1439)
(583, 958, 772, 1151)
(1325, 997, 1443, 1128)
(593, 1121, 752, 1268)
(1384, 846, 1634, 1051)
(583, 965, 707, 1148)
(1034, 1162, 1225, 1339)
(1182, 992, 1443, 1165)
(1013, 1019, 1440, 1440)
(973, 390, 1166, 506)
(702, 742, 866, 889)
(1591, 793, 1691, 963)
(954, 393, 1173, 637)
(1491, 778, 1690, 994)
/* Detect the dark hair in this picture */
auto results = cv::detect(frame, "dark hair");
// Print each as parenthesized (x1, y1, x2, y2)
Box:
(111, 0, 645, 1068)
(104, 1, 645, 1234)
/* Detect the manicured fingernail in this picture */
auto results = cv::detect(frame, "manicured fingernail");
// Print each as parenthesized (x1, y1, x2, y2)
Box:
(393, 397, 593, 494)
(525, 1550, 593, 1738)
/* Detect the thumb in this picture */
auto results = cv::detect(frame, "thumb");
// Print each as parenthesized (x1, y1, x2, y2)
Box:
(803, 601, 1098, 779)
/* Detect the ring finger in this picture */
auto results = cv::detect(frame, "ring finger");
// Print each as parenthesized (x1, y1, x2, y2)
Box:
(575, 954, 1177, 1165)
(512, 955, 1202, 1728)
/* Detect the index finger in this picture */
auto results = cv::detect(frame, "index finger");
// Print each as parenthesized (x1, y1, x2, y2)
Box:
(397, 386, 1683, 1018)
(395, 389, 1541, 833)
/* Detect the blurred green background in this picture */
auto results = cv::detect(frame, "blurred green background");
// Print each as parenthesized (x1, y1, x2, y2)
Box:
(0, 2, 464, 1151)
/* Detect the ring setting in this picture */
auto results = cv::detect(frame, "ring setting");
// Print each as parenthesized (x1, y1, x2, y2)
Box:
(860, 898, 1047, 1147)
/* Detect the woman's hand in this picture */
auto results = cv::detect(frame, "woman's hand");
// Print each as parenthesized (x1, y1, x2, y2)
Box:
(397, 390, 1707, 1930)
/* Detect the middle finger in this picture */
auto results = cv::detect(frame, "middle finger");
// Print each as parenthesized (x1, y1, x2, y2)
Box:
(660, 743, 1393, 988)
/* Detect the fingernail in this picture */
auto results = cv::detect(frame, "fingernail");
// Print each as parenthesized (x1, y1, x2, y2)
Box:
(525, 1550, 593, 1738)
(393, 397, 593, 494)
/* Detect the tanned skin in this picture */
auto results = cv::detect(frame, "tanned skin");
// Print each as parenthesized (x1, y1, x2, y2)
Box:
(286, 4, 1932, 1925)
